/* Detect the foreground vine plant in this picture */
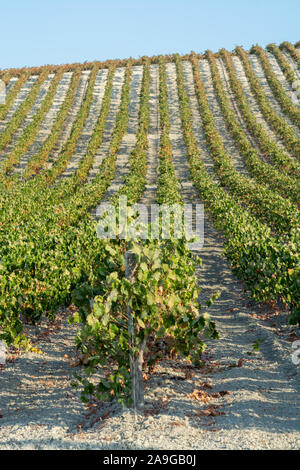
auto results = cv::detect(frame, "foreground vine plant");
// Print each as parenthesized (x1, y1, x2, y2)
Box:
(70, 230, 219, 405)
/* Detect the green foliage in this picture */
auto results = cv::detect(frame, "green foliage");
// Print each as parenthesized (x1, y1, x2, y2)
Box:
(252, 339, 262, 351)
(213, 49, 300, 199)
(23, 65, 84, 178)
(236, 46, 300, 160)
(250, 45, 300, 128)
(175, 52, 300, 322)
(266, 43, 297, 85)
(279, 41, 300, 71)
(0, 47, 299, 369)
(0, 70, 50, 155)
(156, 57, 182, 205)
(70, 235, 219, 405)
(1, 69, 67, 175)
(0, 72, 30, 121)
(191, 51, 299, 235)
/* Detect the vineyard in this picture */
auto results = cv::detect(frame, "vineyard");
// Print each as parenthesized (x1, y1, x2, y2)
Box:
(0, 41, 299, 449)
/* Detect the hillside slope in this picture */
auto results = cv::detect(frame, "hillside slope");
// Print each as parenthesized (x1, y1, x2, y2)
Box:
(0, 41, 299, 449)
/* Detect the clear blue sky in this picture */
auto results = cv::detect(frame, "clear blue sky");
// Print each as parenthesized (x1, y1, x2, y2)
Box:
(1, 0, 299, 69)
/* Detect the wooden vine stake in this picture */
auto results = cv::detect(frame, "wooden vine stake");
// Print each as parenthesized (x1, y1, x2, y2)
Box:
(125, 249, 145, 411)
